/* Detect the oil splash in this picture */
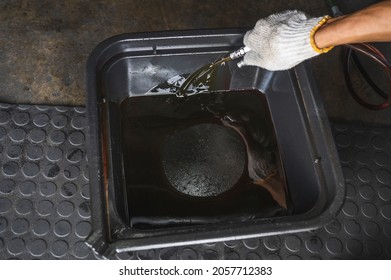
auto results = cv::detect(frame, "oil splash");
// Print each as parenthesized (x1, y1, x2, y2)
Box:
(146, 56, 232, 97)
(176, 56, 231, 97)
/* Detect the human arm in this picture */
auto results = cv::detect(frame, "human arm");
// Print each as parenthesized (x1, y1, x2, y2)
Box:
(315, 0, 391, 48)
(242, 1, 391, 71)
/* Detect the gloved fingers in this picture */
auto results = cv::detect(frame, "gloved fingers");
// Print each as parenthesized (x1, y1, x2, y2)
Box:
(242, 9, 325, 71)
(243, 11, 303, 52)
(243, 28, 266, 52)
(267, 10, 309, 24)
(287, 10, 308, 21)
(248, 10, 309, 39)
(243, 30, 252, 48)
(241, 50, 292, 71)
(241, 50, 263, 67)
(268, 10, 298, 21)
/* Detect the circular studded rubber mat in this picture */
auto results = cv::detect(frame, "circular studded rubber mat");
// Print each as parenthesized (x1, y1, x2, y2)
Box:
(0, 104, 93, 259)
(0, 103, 390, 259)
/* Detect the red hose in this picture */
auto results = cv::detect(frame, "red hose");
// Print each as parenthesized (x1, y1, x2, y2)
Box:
(343, 43, 391, 110)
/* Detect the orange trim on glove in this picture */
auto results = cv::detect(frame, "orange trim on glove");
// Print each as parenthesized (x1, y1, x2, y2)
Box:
(310, 15, 335, 53)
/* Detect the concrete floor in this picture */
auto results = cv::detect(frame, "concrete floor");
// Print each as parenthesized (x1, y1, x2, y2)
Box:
(1, 0, 390, 125)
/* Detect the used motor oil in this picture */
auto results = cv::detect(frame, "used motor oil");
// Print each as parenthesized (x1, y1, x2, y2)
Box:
(120, 90, 289, 228)
(86, 29, 345, 256)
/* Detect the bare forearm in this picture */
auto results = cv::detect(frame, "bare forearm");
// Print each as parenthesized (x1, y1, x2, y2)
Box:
(315, 0, 391, 48)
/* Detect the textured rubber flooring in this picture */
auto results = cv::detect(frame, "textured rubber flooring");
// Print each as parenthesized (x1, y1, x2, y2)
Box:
(0, 103, 94, 259)
(0, 103, 390, 259)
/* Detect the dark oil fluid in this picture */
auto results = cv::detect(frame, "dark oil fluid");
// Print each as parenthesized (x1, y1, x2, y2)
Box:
(176, 56, 231, 97)
(120, 90, 290, 229)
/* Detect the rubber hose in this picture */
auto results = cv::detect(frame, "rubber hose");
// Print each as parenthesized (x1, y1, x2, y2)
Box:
(343, 43, 391, 110)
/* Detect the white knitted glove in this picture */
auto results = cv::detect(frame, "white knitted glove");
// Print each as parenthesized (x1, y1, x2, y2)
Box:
(242, 10, 331, 71)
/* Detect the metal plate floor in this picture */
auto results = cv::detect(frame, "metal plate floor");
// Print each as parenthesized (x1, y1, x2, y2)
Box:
(0, 103, 390, 260)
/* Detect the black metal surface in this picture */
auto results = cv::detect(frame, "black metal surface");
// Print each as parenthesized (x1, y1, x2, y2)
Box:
(0, 102, 390, 259)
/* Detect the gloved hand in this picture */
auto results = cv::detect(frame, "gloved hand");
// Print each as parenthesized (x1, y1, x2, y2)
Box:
(242, 10, 333, 71)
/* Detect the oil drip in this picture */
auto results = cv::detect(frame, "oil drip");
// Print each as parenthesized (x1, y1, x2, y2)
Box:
(147, 57, 230, 96)
(147, 74, 209, 95)
(176, 56, 231, 97)
(120, 90, 289, 228)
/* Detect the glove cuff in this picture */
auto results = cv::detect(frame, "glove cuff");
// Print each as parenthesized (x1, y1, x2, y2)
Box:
(309, 15, 334, 53)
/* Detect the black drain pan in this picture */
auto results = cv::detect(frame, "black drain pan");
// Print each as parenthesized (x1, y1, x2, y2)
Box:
(85, 29, 345, 258)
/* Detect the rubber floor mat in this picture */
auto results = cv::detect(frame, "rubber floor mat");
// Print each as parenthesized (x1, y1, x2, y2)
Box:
(0, 104, 95, 259)
(0, 103, 390, 259)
